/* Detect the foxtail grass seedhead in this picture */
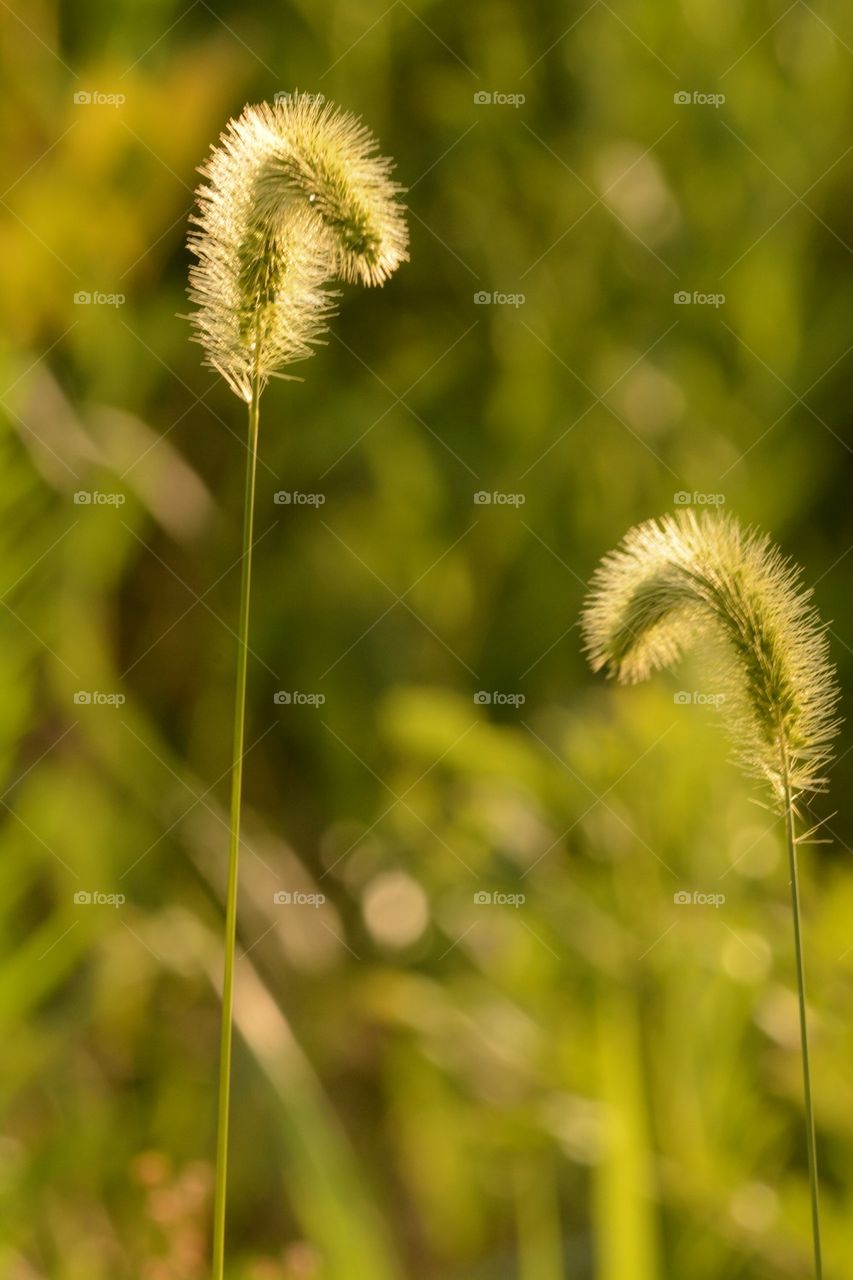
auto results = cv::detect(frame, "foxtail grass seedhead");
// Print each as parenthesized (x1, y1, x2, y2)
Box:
(188, 94, 408, 401)
(581, 510, 840, 807)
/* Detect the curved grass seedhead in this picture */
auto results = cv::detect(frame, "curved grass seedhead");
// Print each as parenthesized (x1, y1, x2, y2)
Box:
(581, 510, 840, 807)
(254, 95, 409, 286)
(190, 95, 409, 1280)
(188, 94, 408, 401)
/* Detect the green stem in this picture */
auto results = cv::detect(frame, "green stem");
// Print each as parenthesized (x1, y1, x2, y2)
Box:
(211, 368, 262, 1280)
(781, 757, 823, 1279)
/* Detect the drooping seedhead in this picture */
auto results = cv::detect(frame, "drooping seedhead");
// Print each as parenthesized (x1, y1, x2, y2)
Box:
(187, 94, 409, 401)
(581, 510, 840, 807)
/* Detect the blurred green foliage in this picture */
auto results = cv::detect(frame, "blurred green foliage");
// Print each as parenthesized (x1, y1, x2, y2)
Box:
(1, 1, 853, 1277)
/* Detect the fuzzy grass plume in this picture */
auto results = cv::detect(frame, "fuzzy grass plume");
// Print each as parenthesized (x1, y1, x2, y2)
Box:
(582, 507, 839, 1278)
(188, 94, 408, 399)
(581, 509, 839, 808)
(187, 94, 407, 1280)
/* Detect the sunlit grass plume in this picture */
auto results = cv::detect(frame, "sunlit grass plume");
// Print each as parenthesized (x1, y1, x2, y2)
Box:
(188, 93, 408, 400)
(187, 92, 407, 1280)
(582, 508, 839, 1278)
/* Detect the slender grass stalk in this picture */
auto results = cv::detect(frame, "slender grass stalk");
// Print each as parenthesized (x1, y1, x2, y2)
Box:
(781, 750, 823, 1279)
(186, 94, 407, 1279)
(211, 358, 261, 1280)
(581, 510, 840, 1275)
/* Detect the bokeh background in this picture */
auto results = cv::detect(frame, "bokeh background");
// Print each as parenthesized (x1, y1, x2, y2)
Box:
(2, 1, 853, 1276)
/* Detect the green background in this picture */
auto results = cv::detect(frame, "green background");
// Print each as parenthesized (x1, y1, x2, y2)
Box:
(1, 1, 852, 1276)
